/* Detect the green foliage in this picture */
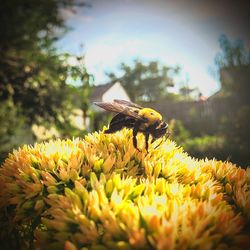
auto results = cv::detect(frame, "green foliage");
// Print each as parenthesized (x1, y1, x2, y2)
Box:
(0, 0, 91, 123)
(169, 119, 224, 161)
(0, 99, 33, 163)
(215, 34, 250, 69)
(93, 112, 114, 132)
(219, 105, 250, 166)
(213, 36, 250, 166)
(214, 35, 250, 102)
(0, 0, 92, 155)
(68, 55, 94, 120)
(178, 86, 198, 100)
(170, 36, 250, 167)
(183, 136, 225, 160)
(169, 119, 190, 143)
(107, 60, 180, 103)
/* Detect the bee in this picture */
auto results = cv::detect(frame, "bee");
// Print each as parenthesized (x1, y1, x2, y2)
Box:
(94, 99, 169, 151)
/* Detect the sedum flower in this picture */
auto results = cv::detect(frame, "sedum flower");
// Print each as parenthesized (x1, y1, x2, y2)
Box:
(0, 128, 249, 249)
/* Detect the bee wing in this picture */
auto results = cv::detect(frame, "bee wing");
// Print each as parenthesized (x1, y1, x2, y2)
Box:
(94, 101, 145, 121)
(113, 99, 143, 109)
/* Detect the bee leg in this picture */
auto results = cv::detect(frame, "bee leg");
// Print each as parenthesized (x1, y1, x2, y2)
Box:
(145, 132, 149, 153)
(154, 138, 164, 149)
(133, 127, 140, 151)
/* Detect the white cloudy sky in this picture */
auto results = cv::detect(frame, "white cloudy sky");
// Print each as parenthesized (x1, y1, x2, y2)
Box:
(57, 0, 250, 96)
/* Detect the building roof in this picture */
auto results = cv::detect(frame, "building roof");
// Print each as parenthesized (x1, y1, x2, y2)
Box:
(90, 83, 113, 102)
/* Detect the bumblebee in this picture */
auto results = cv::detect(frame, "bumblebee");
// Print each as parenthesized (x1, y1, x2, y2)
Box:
(94, 99, 169, 151)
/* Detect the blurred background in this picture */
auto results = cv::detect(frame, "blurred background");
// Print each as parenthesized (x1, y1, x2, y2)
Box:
(0, 0, 249, 167)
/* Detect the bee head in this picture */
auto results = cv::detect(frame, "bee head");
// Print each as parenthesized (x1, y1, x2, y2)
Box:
(139, 108, 162, 124)
(152, 121, 169, 138)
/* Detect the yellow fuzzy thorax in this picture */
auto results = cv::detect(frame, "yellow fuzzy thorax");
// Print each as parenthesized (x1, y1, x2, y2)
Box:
(0, 128, 249, 250)
(139, 108, 162, 123)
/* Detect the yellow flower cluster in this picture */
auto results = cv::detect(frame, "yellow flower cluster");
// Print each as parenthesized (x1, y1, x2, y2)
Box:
(0, 128, 249, 250)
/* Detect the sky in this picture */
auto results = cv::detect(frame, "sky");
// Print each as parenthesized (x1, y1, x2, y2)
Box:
(57, 0, 250, 97)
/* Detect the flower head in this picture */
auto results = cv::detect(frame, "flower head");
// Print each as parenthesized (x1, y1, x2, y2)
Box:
(0, 128, 249, 249)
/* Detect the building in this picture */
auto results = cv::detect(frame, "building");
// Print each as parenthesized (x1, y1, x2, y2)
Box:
(90, 81, 131, 109)
(89, 81, 131, 130)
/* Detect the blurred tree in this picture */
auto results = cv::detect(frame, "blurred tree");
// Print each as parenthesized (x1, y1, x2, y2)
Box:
(215, 35, 250, 102)
(107, 60, 180, 103)
(160, 36, 250, 167)
(0, 98, 33, 162)
(69, 55, 94, 127)
(0, 0, 92, 162)
(215, 34, 250, 68)
(168, 119, 190, 143)
(179, 86, 198, 100)
(0, 0, 90, 125)
(214, 35, 250, 166)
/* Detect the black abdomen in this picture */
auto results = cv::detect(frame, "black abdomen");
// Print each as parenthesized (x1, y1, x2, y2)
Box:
(105, 113, 136, 134)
